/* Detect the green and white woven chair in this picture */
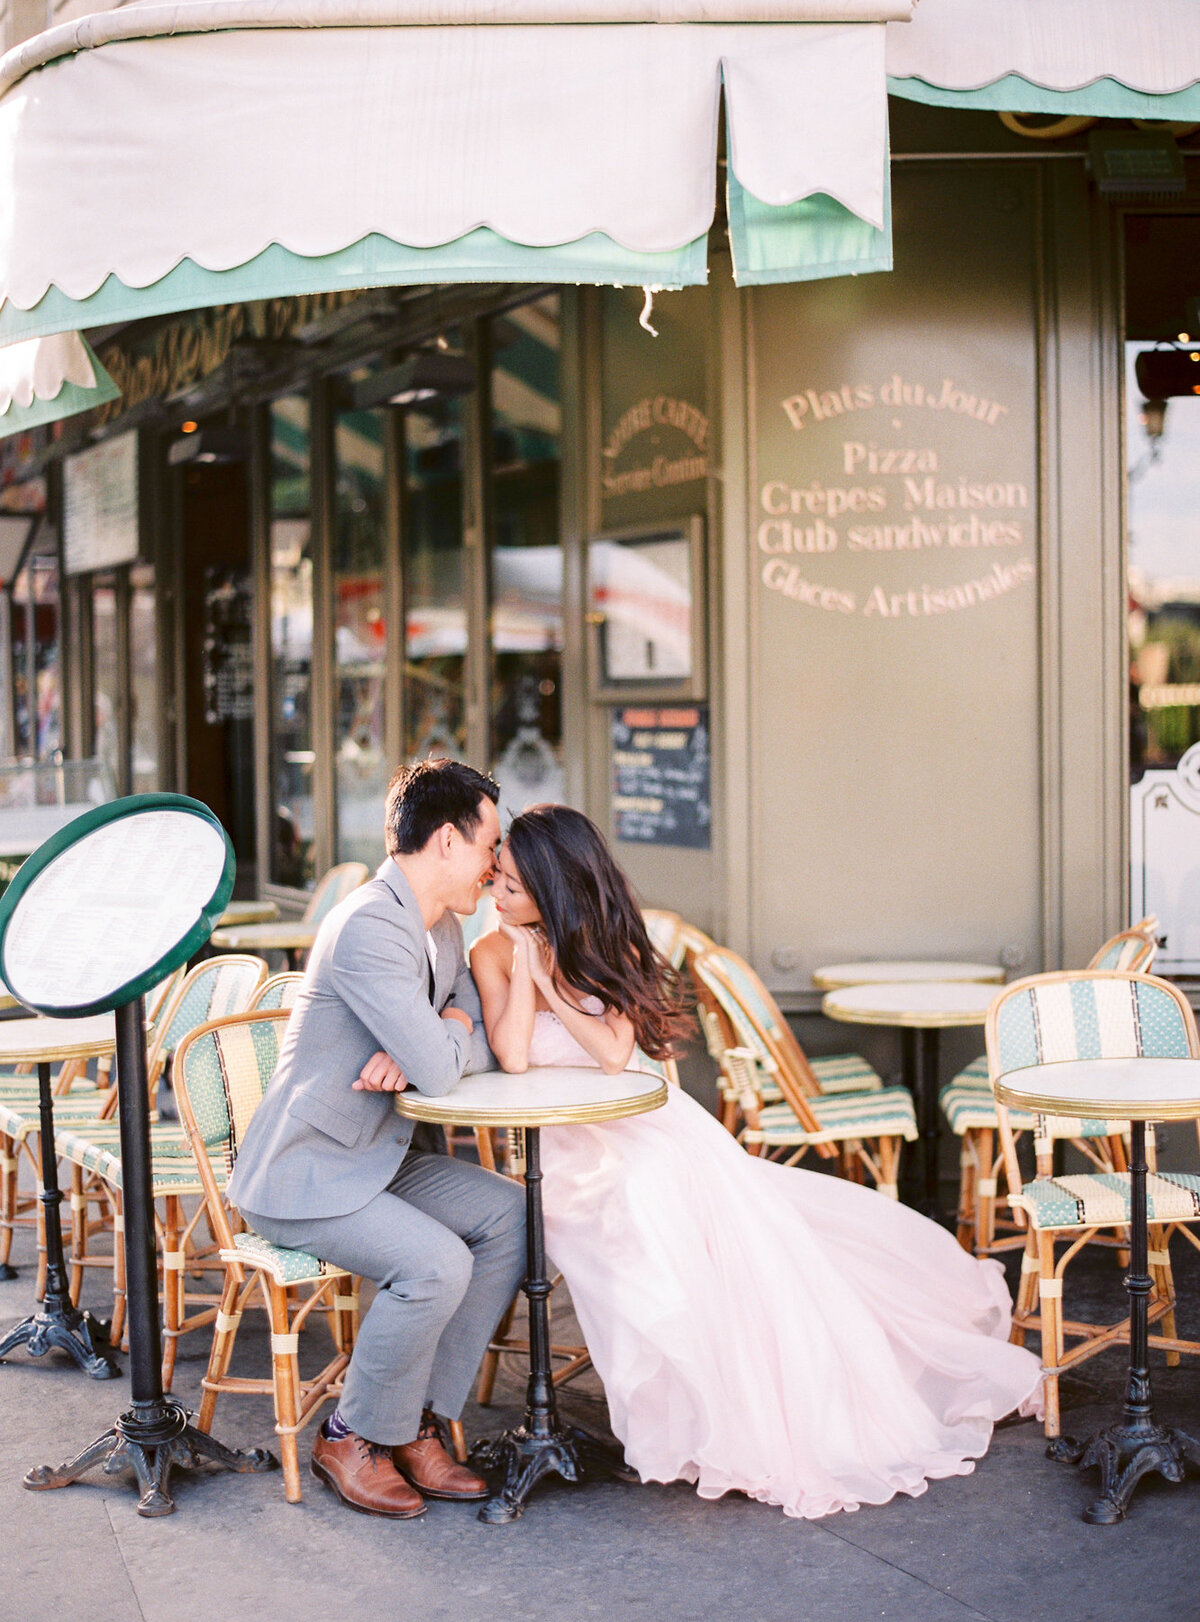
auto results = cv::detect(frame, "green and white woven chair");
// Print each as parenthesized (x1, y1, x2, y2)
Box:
(941, 921, 1160, 1256)
(174, 1009, 358, 1504)
(986, 969, 1200, 1438)
(207, 860, 369, 965)
(642, 909, 687, 970)
(693, 950, 916, 1198)
(54, 953, 269, 1379)
(0, 967, 185, 1288)
(248, 972, 304, 1012)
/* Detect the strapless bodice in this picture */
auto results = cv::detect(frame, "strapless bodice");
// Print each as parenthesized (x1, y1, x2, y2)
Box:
(527, 996, 605, 1069)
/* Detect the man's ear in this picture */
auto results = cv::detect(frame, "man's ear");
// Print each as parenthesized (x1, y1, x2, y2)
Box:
(437, 822, 458, 859)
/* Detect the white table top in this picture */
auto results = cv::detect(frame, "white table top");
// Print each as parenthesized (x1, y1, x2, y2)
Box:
(0, 1013, 116, 1062)
(812, 960, 1005, 991)
(394, 1065, 668, 1128)
(994, 1057, 1200, 1122)
(823, 981, 998, 1028)
(209, 922, 317, 950)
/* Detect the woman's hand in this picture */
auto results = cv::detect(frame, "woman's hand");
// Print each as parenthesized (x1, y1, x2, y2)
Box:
(352, 1051, 408, 1092)
(526, 927, 557, 991)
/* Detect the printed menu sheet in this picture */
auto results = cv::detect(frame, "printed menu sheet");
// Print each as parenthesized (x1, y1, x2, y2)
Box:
(3, 810, 226, 1009)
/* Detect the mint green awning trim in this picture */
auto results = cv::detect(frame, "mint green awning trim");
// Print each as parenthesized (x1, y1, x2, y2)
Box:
(889, 75, 1200, 121)
(727, 161, 891, 286)
(0, 228, 709, 346)
(0, 339, 119, 438)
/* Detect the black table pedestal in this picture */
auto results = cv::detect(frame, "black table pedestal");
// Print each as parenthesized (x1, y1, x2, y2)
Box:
(1047, 1119, 1200, 1522)
(22, 1001, 276, 1515)
(900, 1028, 942, 1217)
(472, 1125, 634, 1524)
(0, 1060, 119, 1378)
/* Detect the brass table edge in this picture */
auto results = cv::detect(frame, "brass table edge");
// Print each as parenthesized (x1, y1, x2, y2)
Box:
(993, 1082, 1200, 1123)
(813, 969, 1004, 991)
(395, 1082, 669, 1128)
(0, 1038, 116, 1062)
(822, 1001, 990, 1028)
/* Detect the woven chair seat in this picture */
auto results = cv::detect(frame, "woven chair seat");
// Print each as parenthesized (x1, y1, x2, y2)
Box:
(0, 1092, 118, 1142)
(809, 1053, 884, 1094)
(747, 1086, 918, 1147)
(55, 1127, 215, 1194)
(227, 1230, 350, 1287)
(54, 1118, 192, 1157)
(939, 1082, 1035, 1134)
(1016, 1171, 1200, 1230)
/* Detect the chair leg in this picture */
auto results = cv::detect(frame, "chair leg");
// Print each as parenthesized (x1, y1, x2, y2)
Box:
(267, 1278, 303, 1504)
(161, 1194, 184, 1392)
(1149, 1226, 1179, 1367)
(1012, 1235, 1039, 1346)
(67, 1163, 87, 1305)
(110, 1193, 127, 1349)
(198, 1272, 244, 1434)
(477, 1294, 519, 1407)
(955, 1133, 977, 1252)
(474, 1127, 496, 1173)
(0, 1133, 17, 1271)
(448, 1419, 467, 1463)
(1037, 1232, 1062, 1439)
(974, 1128, 996, 1256)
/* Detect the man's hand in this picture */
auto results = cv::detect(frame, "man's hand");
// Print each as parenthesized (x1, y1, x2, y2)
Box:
(441, 1006, 473, 1033)
(352, 1051, 409, 1092)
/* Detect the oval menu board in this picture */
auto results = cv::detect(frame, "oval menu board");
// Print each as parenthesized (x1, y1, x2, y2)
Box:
(0, 793, 234, 1018)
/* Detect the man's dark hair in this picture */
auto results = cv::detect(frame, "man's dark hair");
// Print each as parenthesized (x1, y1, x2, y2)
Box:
(384, 759, 499, 857)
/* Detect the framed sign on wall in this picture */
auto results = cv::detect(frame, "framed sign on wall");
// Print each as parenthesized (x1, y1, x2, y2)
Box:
(586, 517, 706, 703)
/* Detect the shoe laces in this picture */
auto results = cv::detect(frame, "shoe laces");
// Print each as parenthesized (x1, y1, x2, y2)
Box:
(357, 1436, 394, 1469)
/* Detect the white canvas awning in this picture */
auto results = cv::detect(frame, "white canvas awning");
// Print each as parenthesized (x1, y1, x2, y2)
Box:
(887, 0, 1200, 118)
(0, 333, 119, 434)
(0, 0, 910, 351)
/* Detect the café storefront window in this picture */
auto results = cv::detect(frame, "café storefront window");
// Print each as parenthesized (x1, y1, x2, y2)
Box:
(269, 395, 316, 889)
(403, 387, 467, 761)
(130, 561, 157, 794)
(489, 295, 564, 818)
(333, 391, 388, 868)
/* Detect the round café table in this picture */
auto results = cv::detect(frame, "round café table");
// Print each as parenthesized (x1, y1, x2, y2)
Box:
(822, 981, 998, 1215)
(207, 920, 316, 969)
(216, 900, 279, 929)
(812, 960, 1004, 992)
(995, 1056, 1200, 1524)
(395, 1064, 668, 1523)
(0, 1014, 119, 1378)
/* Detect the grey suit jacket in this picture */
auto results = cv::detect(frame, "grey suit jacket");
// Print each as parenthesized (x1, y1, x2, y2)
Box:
(226, 859, 494, 1221)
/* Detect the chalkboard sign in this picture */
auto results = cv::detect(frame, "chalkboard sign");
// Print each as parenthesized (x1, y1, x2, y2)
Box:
(612, 706, 711, 849)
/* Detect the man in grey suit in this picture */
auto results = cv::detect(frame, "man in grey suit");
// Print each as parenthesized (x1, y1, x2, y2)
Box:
(228, 759, 524, 1519)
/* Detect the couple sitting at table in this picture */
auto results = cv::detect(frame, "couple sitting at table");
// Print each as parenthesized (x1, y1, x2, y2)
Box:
(228, 758, 1042, 1523)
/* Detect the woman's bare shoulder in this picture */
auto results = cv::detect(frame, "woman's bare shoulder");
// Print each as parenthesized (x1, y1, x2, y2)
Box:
(469, 929, 509, 972)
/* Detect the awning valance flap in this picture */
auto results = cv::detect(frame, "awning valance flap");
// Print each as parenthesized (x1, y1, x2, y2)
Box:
(0, 333, 120, 438)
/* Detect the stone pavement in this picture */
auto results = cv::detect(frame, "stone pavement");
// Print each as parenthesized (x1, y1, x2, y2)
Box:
(1, 1209, 1197, 1622)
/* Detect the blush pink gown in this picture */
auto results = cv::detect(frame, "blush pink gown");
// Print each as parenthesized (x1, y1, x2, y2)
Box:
(530, 1002, 1043, 1520)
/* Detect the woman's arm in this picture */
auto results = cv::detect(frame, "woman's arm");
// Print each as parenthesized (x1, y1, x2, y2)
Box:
(530, 946, 636, 1076)
(470, 928, 538, 1073)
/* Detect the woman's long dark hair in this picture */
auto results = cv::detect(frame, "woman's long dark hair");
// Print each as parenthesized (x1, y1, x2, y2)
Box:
(505, 804, 693, 1061)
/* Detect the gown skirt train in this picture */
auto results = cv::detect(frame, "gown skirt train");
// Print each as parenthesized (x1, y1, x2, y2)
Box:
(531, 1007, 1043, 1520)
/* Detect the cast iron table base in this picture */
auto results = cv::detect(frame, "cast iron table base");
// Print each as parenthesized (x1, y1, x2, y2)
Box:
(472, 1125, 636, 1524)
(0, 1060, 119, 1378)
(24, 1399, 276, 1518)
(21, 1000, 277, 1514)
(1046, 1119, 1200, 1523)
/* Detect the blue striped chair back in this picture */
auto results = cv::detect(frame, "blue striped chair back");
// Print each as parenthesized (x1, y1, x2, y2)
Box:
(1087, 931, 1157, 973)
(249, 972, 303, 1011)
(304, 862, 369, 925)
(990, 972, 1197, 1079)
(150, 955, 270, 1081)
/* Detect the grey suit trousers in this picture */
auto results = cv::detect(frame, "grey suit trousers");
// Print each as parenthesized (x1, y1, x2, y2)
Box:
(242, 1151, 525, 1445)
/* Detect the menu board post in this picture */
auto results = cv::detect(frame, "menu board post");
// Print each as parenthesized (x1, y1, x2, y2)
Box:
(1, 794, 277, 1515)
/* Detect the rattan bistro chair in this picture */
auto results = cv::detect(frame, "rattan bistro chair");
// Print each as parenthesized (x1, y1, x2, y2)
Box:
(248, 973, 304, 1012)
(174, 1010, 357, 1504)
(987, 970, 1200, 1438)
(693, 951, 916, 1197)
(941, 919, 1161, 1256)
(207, 861, 369, 966)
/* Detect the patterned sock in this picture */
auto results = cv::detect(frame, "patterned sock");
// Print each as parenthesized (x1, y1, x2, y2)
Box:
(322, 1408, 352, 1440)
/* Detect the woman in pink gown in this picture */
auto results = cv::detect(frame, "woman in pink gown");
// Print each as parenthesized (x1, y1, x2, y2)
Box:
(469, 806, 1042, 1521)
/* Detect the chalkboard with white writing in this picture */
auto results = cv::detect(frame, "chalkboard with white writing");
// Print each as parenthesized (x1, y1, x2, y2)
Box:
(612, 707, 711, 849)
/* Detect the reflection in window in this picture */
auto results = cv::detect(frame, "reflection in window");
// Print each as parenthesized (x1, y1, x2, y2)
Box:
(92, 574, 120, 790)
(404, 390, 466, 761)
(488, 296, 564, 819)
(334, 395, 388, 867)
(270, 395, 315, 888)
(9, 568, 31, 758)
(130, 563, 157, 793)
(1127, 343, 1200, 781)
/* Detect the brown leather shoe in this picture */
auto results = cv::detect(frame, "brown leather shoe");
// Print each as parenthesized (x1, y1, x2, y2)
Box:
(311, 1428, 426, 1518)
(393, 1414, 489, 1501)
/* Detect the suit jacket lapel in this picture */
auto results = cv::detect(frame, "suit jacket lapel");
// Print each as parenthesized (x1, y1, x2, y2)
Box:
(379, 858, 458, 1010)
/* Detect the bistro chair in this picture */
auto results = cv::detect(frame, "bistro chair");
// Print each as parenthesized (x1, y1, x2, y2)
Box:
(0, 967, 186, 1289)
(207, 861, 370, 967)
(54, 954, 269, 1379)
(692, 951, 916, 1198)
(941, 918, 1161, 1256)
(642, 909, 687, 969)
(174, 1010, 358, 1504)
(987, 970, 1200, 1438)
(248, 973, 304, 1012)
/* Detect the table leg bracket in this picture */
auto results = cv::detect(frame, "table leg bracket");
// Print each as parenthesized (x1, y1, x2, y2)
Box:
(472, 1425, 638, 1524)
(1049, 1423, 1200, 1524)
(23, 1403, 277, 1517)
(0, 1304, 119, 1380)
